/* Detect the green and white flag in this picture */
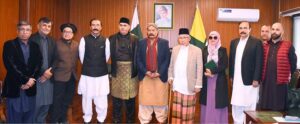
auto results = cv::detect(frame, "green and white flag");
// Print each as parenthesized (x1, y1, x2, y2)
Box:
(131, 4, 143, 40)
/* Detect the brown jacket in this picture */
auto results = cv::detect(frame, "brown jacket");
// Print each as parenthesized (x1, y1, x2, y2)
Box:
(168, 44, 203, 94)
(52, 39, 79, 82)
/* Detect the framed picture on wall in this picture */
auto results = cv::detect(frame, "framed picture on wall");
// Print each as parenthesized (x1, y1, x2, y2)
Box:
(154, 3, 173, 29)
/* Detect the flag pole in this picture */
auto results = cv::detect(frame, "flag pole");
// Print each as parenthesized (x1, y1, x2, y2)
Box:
(135, 0, 138, 8)
(167, 83, 172, 123)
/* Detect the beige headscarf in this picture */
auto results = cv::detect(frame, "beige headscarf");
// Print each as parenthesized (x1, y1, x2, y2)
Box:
(207, 31, 221, 63)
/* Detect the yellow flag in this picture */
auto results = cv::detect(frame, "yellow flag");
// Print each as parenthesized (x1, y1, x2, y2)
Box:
(190, 6, 206, 49)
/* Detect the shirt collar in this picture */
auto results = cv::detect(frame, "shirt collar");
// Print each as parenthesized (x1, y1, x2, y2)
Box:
(91, 33, 100, 38)
(18, 39, 29, 46)
(180, 44, 190, 49)
(240, 35, 249, 42)
(118, 32, 130, 38)
(272, 37, 282, 44)
(38, 32, 48, 39)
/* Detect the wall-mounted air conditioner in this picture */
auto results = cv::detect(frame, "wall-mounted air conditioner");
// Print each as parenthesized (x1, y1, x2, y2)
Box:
(217, 8, 260, 22)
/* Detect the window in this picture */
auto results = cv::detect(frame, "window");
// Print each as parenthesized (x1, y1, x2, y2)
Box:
(293, 14, 300, 69)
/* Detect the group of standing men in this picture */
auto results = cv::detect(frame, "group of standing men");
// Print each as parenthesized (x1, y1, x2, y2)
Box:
(2, 17, 79, 123)
(1, 16, 297, 124)
(230, 22, 297, 124)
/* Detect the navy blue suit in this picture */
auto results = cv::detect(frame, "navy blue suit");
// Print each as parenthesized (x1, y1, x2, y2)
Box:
(137, 38, 170, 82)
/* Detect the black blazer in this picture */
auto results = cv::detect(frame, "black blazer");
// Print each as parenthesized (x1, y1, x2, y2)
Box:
(29, 32, 56, 76)
(229, 36, 263, 85)
(2, 38, 42, 98)
(200, 47, 229, 108)
(109, 33, 139, 78)
(137, 38, 171, 82)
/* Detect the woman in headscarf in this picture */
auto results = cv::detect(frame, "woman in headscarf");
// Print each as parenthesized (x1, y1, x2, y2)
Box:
(200, 31, 229, 123)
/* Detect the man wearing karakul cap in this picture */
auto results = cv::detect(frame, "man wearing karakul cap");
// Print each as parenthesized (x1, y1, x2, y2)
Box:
(49, 23, 79, 123)
(168, 28, 203, 124)
(109, 17, 139, 123)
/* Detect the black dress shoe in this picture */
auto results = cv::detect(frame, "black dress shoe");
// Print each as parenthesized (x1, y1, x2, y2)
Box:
(112, 120, 120, 123)
(127, 120, 134, 123)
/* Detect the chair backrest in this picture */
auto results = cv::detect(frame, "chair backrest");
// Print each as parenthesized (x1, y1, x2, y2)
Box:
(287, 69, 300, 117)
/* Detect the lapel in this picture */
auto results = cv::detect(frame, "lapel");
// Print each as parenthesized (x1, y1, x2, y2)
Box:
(218, 48, 223, 60)
(47, 36, 52, 61)
(34, 33, 42, 46)
(233, 39, 240, 55)
(112, 35, 117, 57)
(142, 39, 147, 58)
(203, 47, 208, 63)
(36, 33, 51, 62)
(242, 36, 252, 60)
(28, 41, 36, 66)
(187, 45, 193, 70)
(13, 39, 26, 65)
(172, 46, 180, 65)
(170, 46, 178, 78)
(157, 38, 162, 59)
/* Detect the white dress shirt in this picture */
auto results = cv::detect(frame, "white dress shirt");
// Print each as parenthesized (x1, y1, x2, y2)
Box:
(78, 35, 111, 97)
(172, 45, 196, 95)
(231, 36, 259, 106)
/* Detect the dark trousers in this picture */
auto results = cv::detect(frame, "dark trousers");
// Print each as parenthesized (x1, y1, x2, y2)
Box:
(50, 75, 75, 123)
(6, 91, 35, 123)
(34, 104, 50, 123)
(112, 96, 135, 123)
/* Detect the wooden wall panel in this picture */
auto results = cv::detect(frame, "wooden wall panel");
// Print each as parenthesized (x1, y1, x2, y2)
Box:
(70, 0, 275, 49)
(0, 0, 19, 80)
(278, 0, 300, 41)
(280, 0, 300, 12)
(20, 0, 70, 39)
(1, 0, 279, 82)
(1, 0, 287, 85)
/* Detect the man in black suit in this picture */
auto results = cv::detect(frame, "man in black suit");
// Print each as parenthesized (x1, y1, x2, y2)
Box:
(2, 21, 42, 123)
(229, 21, 263, 124)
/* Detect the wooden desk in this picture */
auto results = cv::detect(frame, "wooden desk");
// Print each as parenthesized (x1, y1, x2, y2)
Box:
(244, 111, 283, 123)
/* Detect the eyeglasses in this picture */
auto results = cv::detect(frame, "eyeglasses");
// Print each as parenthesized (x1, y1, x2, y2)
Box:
(18, 28, 32, 33)
(208, 36, 218, 40)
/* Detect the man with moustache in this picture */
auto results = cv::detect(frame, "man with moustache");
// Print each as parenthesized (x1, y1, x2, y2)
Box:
(2, 21, 42, 123)
(29, 17, 56, 123)
(137, 23, 170, 124)
(260, 25, 271, 44)
(78, 18, 110, 124)
(229, 21, 263, 124)
(260, 22, 297, 111)
(109, 17, 139, 123)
